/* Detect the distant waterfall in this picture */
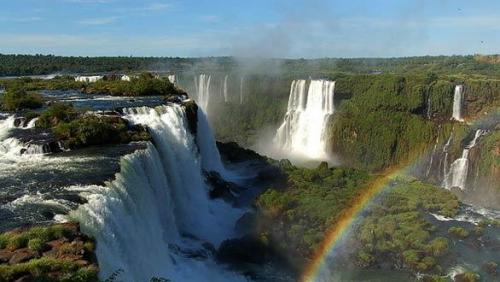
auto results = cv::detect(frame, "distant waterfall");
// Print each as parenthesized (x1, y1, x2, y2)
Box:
(443, 129, 485, 190)
(223, 75, 229, 103)
(168, 74, 176, 85)
(194, 74, 211, 114)
(72, 104, 244, 282)
(239, 77, 244, 104)
(275, 79, 335, 160)
(452, 85, 464, 122)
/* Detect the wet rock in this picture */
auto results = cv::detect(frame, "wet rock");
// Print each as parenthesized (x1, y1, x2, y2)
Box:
(235, 212, 257, 235)
(204, 171, 240, 201)
(217, 236, 270, 264)
(216, 141, 265, 163)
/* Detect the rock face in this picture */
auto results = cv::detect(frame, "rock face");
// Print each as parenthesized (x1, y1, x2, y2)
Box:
(216, 235, 271, 264)
(204, 171, 240, 201)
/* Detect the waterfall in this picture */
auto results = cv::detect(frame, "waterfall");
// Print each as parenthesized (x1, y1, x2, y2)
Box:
(194, 74, 211, 114)
(71, 104, 244, 282)
(452, 85, 464, 122)
(239, 77, 244, 105)
(168, 75, 177, 85)
(0, 115, 15, 140)
(275, 79, 335, 160)
(223, 75, 229, 103)
(443, 129, 485, 190)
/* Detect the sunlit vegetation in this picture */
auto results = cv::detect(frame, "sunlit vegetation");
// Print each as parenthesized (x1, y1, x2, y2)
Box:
(35, 103, 150, 149)
(355, 179, 459, 274)
(0, 224, 98, 282)
(256, 162, 371, 259)
(0, 87, 43, 111)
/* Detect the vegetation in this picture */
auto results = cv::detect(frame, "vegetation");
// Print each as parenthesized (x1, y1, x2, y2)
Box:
(35, 103, 150, 149)
(0, 223, 98, 282)
(0, 88, 43, 111)
(0, 73, 184, 97)
(256, 162, 371, 259)
(355, 179, 459, 274)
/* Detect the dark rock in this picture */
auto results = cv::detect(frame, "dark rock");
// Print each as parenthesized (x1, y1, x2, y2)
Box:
(204, 171, 240, 201)
(14, 275, 33, 282)
(235, 212, 257, 235)
(216, 142, 265, 163)
(217, 236, 270, 264)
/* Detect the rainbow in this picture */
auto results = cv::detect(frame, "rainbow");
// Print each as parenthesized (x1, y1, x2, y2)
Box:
(300, 167, 404, 281)
(300, 111, 499, 281)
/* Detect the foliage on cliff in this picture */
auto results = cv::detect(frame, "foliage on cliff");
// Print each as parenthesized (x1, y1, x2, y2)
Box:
(256, 162, 370, 261)
(355, 179, 459, 274)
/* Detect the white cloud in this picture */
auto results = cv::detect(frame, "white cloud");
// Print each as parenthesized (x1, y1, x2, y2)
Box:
(143, 3, 171, 11)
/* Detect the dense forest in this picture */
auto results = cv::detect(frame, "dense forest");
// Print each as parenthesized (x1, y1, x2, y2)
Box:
(1, 53, 500, 77)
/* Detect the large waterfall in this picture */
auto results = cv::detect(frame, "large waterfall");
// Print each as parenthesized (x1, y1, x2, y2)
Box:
(71, 104, 245, 281)
(452, 85, 464, 122)
(275, 79, 335, 160)
(443, 129, 485, 190)
(194, 74, 211, 114)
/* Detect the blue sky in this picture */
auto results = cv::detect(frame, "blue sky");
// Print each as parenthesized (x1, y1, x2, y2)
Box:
(0, 0, 499, 58)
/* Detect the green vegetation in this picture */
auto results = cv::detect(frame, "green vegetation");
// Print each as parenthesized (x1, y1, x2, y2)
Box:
(355, 179, 459, 274)
(0, 257, 98, 282)
(1, 73, 185, 97)
(0, 224, 98, 282)
(256, 162, 371, 258)
(54, 115, 150, 149)
(35, 103, 150, 149)
(0, 88, 43, 111)
(448, 226, 470, 238)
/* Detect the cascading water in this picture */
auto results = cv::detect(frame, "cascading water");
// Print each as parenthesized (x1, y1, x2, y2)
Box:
(275, 79, 335, 160)
(452, 85, 464, 122)
(239, 77, 244, 104)
(194, 74, 211, 114)
(168, 74, 176, 85)
(443, 129, 485, 190)
(71, 104, 245, 281)
(223, 75, 229, 103)
(0, 115, 15, 140)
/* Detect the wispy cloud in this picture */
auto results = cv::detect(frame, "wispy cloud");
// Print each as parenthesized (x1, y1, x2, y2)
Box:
(63, 0, 114, 3)
(200, 15, 220, 23)
(77, 16, 118, 25)
(0, 16, 43, 22)
(143, 3, 171, 11)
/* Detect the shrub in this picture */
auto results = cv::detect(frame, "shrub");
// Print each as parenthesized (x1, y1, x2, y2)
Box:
(27, 238, 45, 253)
(1, 88, 43, 111)
(448, 226, 469, 238)
(36, 103, 78, 128)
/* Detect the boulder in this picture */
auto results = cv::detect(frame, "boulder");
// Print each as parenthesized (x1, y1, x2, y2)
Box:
(204, 171, 240, 201)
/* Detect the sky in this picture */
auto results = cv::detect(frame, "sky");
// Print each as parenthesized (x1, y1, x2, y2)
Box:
(0, 0, 499, 58)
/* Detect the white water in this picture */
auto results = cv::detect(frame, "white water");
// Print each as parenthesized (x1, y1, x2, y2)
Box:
(275, 79, 335, 160)
(223, 75, 229, 103)
(194, 74, 211, 114)
(0, 115, 15, 140)
(72, 104, 245, 281)
(168, 74, 176, 85)
(452, 85, 464, 122)
(239, 77, 244, 104)
(443, 129, 485, 190)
